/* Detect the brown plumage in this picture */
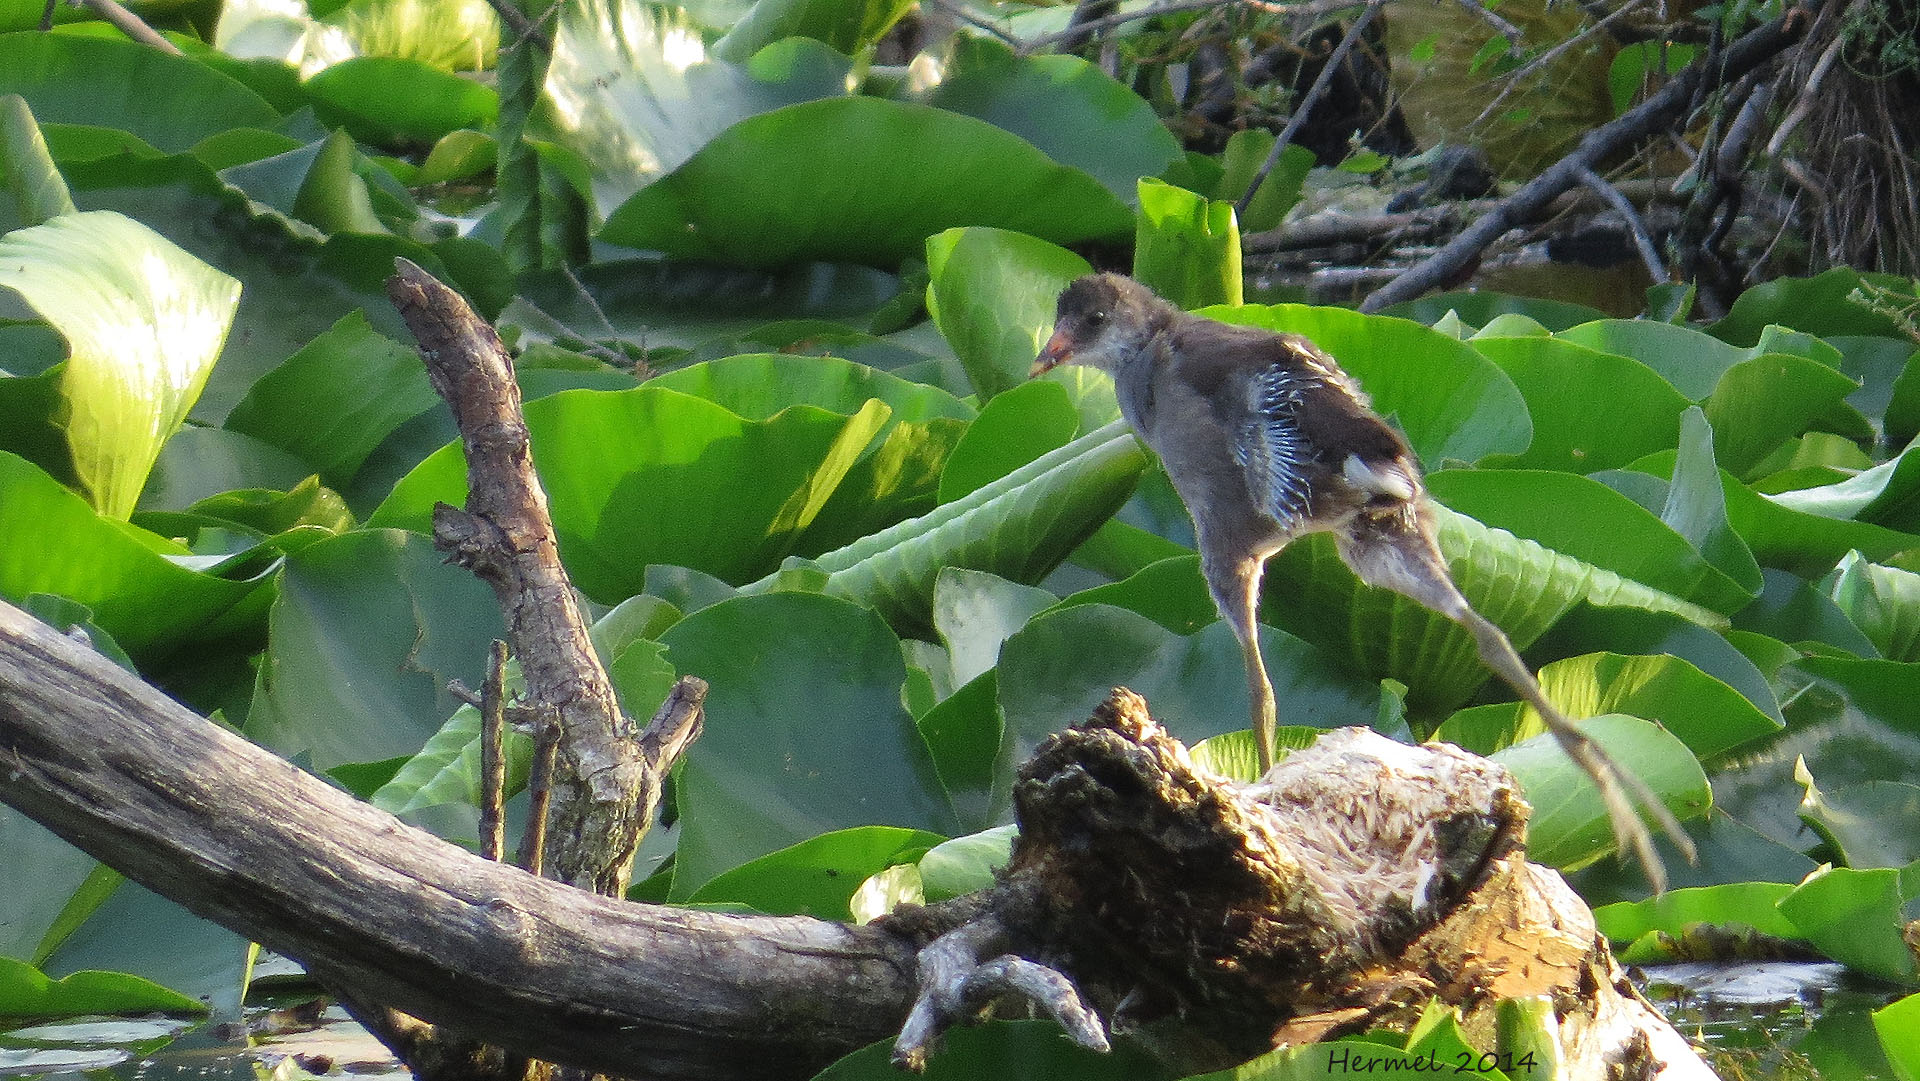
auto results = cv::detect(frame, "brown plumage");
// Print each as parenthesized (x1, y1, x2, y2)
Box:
(1033, 273, 1693, 891)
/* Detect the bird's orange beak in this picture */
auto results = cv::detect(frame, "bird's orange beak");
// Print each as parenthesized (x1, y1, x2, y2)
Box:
(1030, 328, 1073, 378)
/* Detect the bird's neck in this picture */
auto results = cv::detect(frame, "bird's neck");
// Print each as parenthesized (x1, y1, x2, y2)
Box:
(1111, 308, 1178, 429)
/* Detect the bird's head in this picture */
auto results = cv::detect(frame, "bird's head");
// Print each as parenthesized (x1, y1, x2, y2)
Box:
(1031, 273, 1169, 378)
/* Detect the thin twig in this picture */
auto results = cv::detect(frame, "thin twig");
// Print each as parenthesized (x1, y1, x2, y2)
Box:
(1360, 4, 1812, 313)
(37, 0, 54, 31)
(516, 712, 560, 877)
(448, 677, 541, 729)
(924, 0, 1020, 47)
(1452, 0, 1523, 56)
(479, 640, 508, 863)
(1574, 165, 1667, 282)
(73, 0, 181, 53)
(1764, 10, 1845, 154)
(1469, 0, 1649, 129)
(484, 0, 553, 52)
(1055, 0, 1119, 53)
(1021, 0, 1333, 53)
(1235, 0, 1383, 218)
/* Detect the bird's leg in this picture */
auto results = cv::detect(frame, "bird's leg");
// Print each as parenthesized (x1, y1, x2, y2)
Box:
(1335, 509, 1696, 892)
(1242, 622, 1278, 775)
(1207, 550, 1277, 773)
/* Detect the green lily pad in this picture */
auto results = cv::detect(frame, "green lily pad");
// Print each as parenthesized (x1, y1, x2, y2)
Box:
(925, 226, 1091, 400)
(686, 826, 945, 919)
(373, 386, 892, 596)
(600, 97, 1133, 268)
(660, 592, 959, 898)
(0, 211, 240, 518)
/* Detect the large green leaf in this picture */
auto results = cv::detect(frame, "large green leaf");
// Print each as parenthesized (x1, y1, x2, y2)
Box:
(372, 386, 891, 596)
(505, 257, 901, 351)
(543, 0, 841, 213)
(1704, 353, 1861, 477)
(1531, 652, 1781, 761)
(0, 211, 240, 518)
(304, 57, 498, 147)
(1710, 268, 1913, 344)
(685, 826, 944, 919)
(1777, 864, 1920, 984)
(757, 420, 1148, 635)
(1800, 772, 1920, 870)
(925, 38, 1183, 203)
(936, 378, 1080, 502)
(933, 567, 1057, 691)
(1198, 304, 1530, 469)
(1214, 129, 1312, 233)
(36, 877, 250, 1014)
(1559, 318, 1749, 400)
(712, 0, 910, 62)
(659, 592, 959, 898)
(0, 957, 203, 1019)
(1132, 177, 1240, 310)
(223, 311, 440, 494)
(316, 0, 501, 69)
(1492, 714, 1708, 871)
(925, 226, 1090, 400)
(246, 529, 505, 770)
(1427, 469, 1753, 613)
(651, 352, 974, 554)
(1470, 333, 1688, 473)
(0, 808, 100, 962)
(0, 33, 278, 154)
(599, 97, 1134, 268)
(1659, 408, 1762, 597)
(0, 94, 74, 225)
(1827, 553, 1920, 662)
(0, 453, 261, 658)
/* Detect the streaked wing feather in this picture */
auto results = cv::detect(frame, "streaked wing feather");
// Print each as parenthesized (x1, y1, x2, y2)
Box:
(1233, 363, 1314, 529)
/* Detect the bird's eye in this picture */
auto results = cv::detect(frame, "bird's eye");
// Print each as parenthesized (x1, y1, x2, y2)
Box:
(1087, 310, 1109, 327)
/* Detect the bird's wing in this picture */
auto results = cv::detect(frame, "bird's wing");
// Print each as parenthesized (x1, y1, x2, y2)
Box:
(1170, 321, 1421, 525)
(1232, 360, 1316, 529)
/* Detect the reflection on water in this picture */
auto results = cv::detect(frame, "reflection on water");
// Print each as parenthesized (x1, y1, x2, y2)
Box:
(1, 962, 1903, 1081)
(1, 1002, 406, 1081)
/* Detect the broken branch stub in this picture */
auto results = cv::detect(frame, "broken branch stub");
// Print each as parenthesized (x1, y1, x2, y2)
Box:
(896, 687, 1533, 1072)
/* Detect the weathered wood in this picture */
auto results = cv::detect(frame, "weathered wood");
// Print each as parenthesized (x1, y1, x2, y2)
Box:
(388, 259, 651, 897)
(0, 601, 915, 1081)
(0, 610, 1711, 1079)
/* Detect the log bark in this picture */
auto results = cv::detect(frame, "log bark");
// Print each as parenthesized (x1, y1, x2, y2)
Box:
(0, 601, 915, 1081)
(0, 608, 1712, 1080)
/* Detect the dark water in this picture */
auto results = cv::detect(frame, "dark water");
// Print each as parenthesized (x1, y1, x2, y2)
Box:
(0, 962, 1901, 1080)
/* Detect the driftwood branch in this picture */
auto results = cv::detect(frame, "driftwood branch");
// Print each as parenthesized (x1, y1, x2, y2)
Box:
(1360, 3, 1815, 312)
(0, 601, 915, 1081)
(0, 620, 1712, 1079)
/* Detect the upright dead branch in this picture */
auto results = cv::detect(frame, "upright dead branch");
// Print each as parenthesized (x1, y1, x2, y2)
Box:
(386, 259, 698, 898)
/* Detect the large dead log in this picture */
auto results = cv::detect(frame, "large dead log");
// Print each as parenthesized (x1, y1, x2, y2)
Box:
(0, 606, 1711, 1079)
